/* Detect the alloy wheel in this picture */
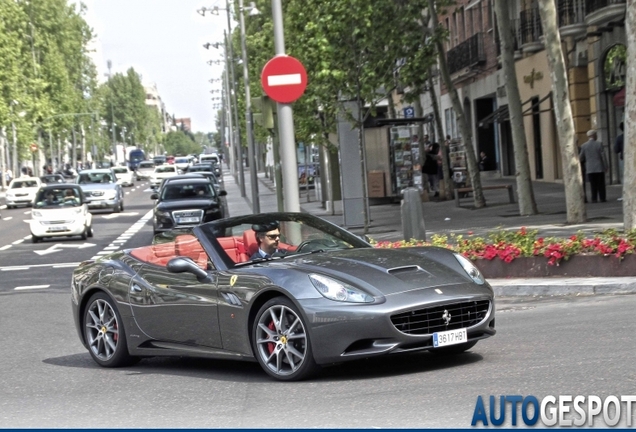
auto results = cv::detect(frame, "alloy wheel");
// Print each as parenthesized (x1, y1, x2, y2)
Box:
(85, 298, 120, 361)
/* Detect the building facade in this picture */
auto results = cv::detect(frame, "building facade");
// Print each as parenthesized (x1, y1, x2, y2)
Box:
(413, 0, 626, 184)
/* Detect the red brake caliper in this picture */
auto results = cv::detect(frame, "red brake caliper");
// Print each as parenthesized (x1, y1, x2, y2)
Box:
(267, 320, 275, 354)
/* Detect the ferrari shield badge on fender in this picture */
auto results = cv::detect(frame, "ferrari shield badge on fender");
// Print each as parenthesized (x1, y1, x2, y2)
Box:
(230, 275, 238, 286)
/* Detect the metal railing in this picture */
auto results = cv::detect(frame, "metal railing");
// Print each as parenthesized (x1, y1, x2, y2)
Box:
(558, 0, 586, 27)
(519, 6, 543, 46)
(495, 18, 521, 56)
(447, 32, 486, 75)
(585, 0, 626, 15)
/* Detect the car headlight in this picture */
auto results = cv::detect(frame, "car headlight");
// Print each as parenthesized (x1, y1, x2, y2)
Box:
(32, 210, 42, 218)
(7, 192, 14, 198)
(454, 253, 485, 285)
(205, 207, 220, 214)
(156, 210, 171, 218)
(105, 190, 117, 199)
(309, 274, 373, 303)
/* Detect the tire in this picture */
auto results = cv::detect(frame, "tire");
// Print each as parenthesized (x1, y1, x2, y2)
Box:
(81, 226, 88, 240)
(429, 340, 478, 356)
(113, 202, 121, 213)
(87, 225, 93, 238)
(120, 201, 124, 212)
(31, 234, 41, 244)
(83, 292, 136, 367)
(252, 296, 318, 381)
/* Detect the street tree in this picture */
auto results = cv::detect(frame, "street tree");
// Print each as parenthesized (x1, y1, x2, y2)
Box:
(494, 0, 538, 216)
(623, 0, 636, 229)
(537, 0, 586, 223)
(427, 0, 485, 208)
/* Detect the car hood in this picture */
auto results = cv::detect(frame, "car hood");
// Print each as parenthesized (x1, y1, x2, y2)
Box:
(8, 187, 38, 194)
(79, 183, 118, 192)
(157, 199, 220, 211)
(267, 248, 473, 295)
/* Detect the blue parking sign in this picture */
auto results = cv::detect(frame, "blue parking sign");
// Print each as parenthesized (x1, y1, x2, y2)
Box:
(404, 106, 415, 118)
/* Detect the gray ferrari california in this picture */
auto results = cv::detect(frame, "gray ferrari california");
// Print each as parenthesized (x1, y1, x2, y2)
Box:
(71, 212, 496, 381)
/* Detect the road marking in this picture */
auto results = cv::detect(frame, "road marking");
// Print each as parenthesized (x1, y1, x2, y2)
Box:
(12, 239, 24, 245)
(0, 245, 11, 251)
(15, 284, 50, 290)
(3, 216, 12, 221)
(125, 191, 130, 195)
(102, 212, 139, 220)
(23, 235, 31, 240)
(52, 263, 79, 268)
(34, 242, 96, 256)
(23, 220, 32, 223)
(2, 267, 29, 271)
(103, 246, 119, 250)
(23, 211, 31, 215)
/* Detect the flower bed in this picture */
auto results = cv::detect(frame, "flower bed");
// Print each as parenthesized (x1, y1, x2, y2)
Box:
(373, 228, 636, 278)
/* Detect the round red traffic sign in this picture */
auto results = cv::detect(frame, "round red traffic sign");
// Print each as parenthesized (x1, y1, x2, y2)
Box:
(261, 55, 307, 104)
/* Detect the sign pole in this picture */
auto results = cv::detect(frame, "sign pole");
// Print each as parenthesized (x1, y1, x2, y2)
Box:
(271, 0, 300, 213)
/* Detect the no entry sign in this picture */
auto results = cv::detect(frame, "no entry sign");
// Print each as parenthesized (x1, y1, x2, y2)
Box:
(260, 55, 307, 104)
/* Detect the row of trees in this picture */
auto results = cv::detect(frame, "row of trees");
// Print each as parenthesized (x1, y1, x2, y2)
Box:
(0, 0, 202, 177)
(223, 0, 633, 229)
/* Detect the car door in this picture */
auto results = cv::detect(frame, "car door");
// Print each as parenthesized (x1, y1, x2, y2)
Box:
(128, 264, 222, 348)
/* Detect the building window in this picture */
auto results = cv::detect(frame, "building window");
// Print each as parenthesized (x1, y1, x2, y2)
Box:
(486, 0, 493, 31)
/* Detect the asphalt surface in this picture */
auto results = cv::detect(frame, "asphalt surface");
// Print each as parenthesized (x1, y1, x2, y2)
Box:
(221, 168, 636, 298)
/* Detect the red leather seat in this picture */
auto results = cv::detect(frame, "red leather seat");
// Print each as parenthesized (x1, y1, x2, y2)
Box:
(243, 229, 259, 258)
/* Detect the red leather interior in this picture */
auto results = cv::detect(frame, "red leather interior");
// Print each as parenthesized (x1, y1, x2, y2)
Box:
(243, 230, 259, 257)
(130, 235, 208, 269)
(217, 236, 250, 263)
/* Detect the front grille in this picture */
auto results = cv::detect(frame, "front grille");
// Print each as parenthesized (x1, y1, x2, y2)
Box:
(42, 220, 73, 225)
(85, 191, 104, 197)
(391, 300, 490, 335)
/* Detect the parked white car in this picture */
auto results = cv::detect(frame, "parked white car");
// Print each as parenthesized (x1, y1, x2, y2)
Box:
(5, 177, 42, 208)
(135, 161, 155, 181)
(30, 184, 93, 243)
(149, 165, 179, 188)
(113, 166, 135, 187)
(174, 157, 192, 172)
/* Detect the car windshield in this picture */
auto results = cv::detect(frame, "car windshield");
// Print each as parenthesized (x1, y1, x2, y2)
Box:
(199, 213, 370, 266)
(139, 162, 155, 169)
(155, 166, 176, 173)
(11, 180, 39, 188)
(113, 167, 128, 174)
(187, 165, 210, 172)
(34, 188, 81, 208)
(161, 183, 215, 200)
(175, 158, 189, 163)
(78, 172, 114, 184)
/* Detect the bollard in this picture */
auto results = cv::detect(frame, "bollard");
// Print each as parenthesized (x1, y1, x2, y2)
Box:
(401, 187, 426, 241)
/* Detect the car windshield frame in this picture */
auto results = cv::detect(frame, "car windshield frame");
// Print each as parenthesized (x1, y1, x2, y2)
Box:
(78, 172, 115, 184)
(11, 180, 39, 188)
(34, 187, 82, 209)
(160, 182, 216, 200)
(155, 166, 176, 174)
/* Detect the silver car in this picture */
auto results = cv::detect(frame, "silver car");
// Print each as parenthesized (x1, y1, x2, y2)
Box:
(76, 169, 124, 213)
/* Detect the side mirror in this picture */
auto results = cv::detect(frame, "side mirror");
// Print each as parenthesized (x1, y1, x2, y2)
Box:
(219, 190, 227, 197)
(150, 193, 158, 200)
(166, 257, 211, 283)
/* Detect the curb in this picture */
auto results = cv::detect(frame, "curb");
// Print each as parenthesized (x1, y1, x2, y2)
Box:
(488, 277, 636, 296)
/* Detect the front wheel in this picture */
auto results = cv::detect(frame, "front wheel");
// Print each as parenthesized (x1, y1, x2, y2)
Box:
(83, 292, 136, 367)
(31, 234, 41, 244)
(252, 296, 318, 381)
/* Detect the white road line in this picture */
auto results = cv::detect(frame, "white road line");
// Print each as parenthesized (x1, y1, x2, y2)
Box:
(96, 251, 112, 255)
(23, 211, 31, 215)
(103, 246, 119, 250)
(125, 191, 130, 195)
(12, 239, 24, 245)
(0, 262, 80, 271)
(23, 235, 31, 239)
(52, 263, 79, 268)
(15, 284, 50, 290)
(2, 267, 29, 271)
(3, 216, 12, 221)
(0, 245, 11, 251)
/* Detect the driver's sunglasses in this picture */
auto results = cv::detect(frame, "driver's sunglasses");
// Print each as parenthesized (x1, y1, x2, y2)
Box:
(265, 233, 281, 240)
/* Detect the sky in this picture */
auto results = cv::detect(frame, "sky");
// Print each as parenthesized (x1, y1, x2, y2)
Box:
(80, 0, 231, 133)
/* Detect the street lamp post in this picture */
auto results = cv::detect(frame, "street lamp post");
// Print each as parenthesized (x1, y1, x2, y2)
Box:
(238, 0, 260, 213)
(271, 0, 301, 212)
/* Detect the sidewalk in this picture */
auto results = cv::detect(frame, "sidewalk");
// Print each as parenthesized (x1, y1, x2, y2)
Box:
(221, 169, 636, 297)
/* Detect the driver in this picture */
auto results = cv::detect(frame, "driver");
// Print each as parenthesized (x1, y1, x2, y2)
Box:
(250, 221, 287, 260)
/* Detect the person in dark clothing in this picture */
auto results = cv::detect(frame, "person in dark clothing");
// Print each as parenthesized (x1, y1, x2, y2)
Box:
(579, 129, 607, 203)
(479, 152, 493, 171)
(423, 141, 440, 196)
(250, 221, 287, 260)
(615, 122, 624, 195)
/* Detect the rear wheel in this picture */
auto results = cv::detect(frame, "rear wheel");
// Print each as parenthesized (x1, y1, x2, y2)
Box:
(87, 224, 93, 238)
(31, 234, 41, 244)
(83, 292, 136, 367)
(252, 296, 318, 381)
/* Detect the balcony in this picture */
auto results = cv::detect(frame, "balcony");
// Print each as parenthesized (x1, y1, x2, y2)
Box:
(447, 32, 486, 76)
(558, 0, 587, 37)
(520, 6, 543, 53)
(585, 0, 626, 27)
(495, 18, 523, 60)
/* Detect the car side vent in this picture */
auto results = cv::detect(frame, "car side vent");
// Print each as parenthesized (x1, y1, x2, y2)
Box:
(387, 265, 422, 275)
(221, 291, 242, 306)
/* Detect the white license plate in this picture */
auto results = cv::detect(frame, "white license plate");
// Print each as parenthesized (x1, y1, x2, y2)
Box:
(433, 328, 467, 348)
(48, 226, 68, 232)
(177, 217, 199, 223)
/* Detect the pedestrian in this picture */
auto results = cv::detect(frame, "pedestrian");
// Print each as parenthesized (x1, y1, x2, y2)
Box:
(579, 129, 607, 203)
(423, 141, 440, 197)
(479, 151, 493, 171)
(614, 122, 624, 201)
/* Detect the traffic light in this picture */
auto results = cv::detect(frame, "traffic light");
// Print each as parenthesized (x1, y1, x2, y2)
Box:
(251, 95, 275, 129)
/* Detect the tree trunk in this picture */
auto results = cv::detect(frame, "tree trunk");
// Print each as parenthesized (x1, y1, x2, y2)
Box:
(428, 72, 453, 200)
(356, 96, 370, 233)
(427, 0, 485, 208)
(537, 0, 586, 223)
(623, 0, 636, 229)
(494, 0, 538, 215)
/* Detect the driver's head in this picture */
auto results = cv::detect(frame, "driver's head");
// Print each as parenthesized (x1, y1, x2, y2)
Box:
(252, 221, 280, 255)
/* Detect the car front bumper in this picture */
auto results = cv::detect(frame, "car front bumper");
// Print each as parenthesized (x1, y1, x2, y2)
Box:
(30, 218, 87, 237)
(86, 198, 119, 210)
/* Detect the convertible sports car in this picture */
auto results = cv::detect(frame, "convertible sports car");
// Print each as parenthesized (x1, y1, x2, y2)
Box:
(71, 213, 495, 381)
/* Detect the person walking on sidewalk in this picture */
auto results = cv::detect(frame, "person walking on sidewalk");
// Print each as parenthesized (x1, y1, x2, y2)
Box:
(579, 129, 607, 203)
